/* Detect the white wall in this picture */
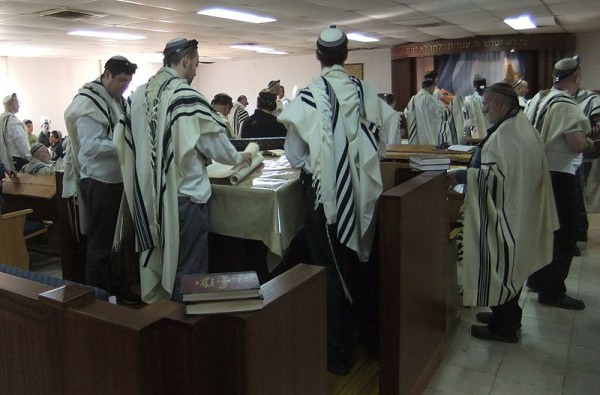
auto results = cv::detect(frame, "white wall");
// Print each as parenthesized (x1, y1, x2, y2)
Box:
(0, 32, 596, 135)
(195, 48, 392, 113)
(576, 32, 600, 91)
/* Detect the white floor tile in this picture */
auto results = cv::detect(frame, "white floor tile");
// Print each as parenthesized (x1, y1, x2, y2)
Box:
(444, 339, 504, 374)
(572, 326, 600, 350)
(496, 349, 566, 389)
(564, 367, 600, 395)
(520, 316, 573, 344)
(427, 363, 495, 395)
(490, 376, 563, 395)
(568, 344, 600, 375)
(504, 335, 569, 365)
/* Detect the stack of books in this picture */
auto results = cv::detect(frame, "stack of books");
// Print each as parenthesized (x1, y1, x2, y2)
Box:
(181, 271, 264, 315)
(409, 154, 451, 171)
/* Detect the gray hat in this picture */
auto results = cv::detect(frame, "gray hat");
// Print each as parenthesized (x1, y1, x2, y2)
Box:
(553, 56, 580, 82)
(317, 25, 347, 48)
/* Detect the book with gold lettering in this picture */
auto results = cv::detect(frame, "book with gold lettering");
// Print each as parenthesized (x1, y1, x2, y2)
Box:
(181, 271, 261, 302)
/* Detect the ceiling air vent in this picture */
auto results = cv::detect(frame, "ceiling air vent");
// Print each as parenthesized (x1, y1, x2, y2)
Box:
(38, 8, 105, 21)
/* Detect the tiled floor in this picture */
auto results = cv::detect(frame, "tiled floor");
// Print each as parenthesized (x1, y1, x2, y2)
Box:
(425, 215, 600, 395)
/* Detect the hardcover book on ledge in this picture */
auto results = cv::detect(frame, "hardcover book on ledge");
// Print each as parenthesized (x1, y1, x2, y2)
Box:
(181, 271, 261, 303)
(185, 297, 264, 315)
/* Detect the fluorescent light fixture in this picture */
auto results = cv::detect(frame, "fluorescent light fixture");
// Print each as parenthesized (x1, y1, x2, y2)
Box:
(198, 8, 276, 24)
(0, 44, 53, 57)
(230, 44, 287, 55)
(69, 30, 146, 40)
(504, 15, 536, 30)
(347, 32, 379, 43)
(257, 49, 288, 55)
(230, 44, 273, 51)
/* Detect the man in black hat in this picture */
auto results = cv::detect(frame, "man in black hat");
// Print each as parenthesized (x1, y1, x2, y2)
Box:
(279, 26, 395, 375)
(525, 57, 595, 310)
(114, 38, 250, 304)
(64, 55, 141, 304)
(449, 83, 557, 343)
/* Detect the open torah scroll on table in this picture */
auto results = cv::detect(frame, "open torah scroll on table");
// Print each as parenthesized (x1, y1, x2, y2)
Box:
(208, 152, 303, 272)
(207, 142, 264, 185)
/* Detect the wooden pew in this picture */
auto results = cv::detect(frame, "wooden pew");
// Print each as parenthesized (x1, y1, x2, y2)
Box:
(0, 208, 33, 269)
(378, 171, 449, 395)
(0, 263, 326, 395)
(2, 172, 87, 283)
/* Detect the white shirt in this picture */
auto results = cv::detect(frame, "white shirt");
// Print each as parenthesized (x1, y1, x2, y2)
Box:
(5, 117, 31, 159)
(76, 115, 122, 183)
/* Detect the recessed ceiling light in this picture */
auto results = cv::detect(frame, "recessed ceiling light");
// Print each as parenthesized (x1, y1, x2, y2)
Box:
(69, 30, 146, 40)
(347, 33, 379, 43)
(504, 15, 536, 30)
(198, 8, 276, 24)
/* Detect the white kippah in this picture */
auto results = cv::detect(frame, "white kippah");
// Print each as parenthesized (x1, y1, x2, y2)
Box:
(554, 57, 578, 71)
(317, 25, 346, 47)
(164, 38, 188, 53)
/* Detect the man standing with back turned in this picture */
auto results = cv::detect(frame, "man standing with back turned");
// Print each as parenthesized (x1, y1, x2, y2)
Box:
(279, 26, 394, 375)
(114, 38, 251, 304)
(63, 56, 140, 304)
(525, 57, 594, 310)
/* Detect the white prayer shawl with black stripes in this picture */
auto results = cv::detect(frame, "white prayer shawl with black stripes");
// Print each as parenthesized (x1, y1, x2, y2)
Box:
(278, 65, 393, 262)
(0, 112, 19, 169)
(463, 92, 489, 140)
(462, 112, 558, 307)
(575, 88, 600, 124)
(404, 89, 448, 145)
(114, 67, 220, 303)
(63, 78, 125, 234)
(228, 102, 249, 139)
(525, 88, 590, 174)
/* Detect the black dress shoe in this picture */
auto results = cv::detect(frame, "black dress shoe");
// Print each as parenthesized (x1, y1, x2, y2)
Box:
(525, 280, 539, 293)
(538, 294, 585, 310)
(115, 288, 142, 305)
(471, 325, 518, 343)
(327, 362, 350, 376)
(475, 312, 522, 329)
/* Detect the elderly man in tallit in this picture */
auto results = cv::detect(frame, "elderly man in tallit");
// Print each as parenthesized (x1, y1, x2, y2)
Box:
(448, 83, 558, 343)
(279, 26, 395, 375)
(114, 39, 251, 304)
(404, 77, 449, 145)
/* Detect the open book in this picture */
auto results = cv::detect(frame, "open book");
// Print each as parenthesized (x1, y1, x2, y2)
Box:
(206, 142, 264, 185)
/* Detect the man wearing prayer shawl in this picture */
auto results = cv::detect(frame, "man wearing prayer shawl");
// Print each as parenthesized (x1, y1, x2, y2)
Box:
(448, 83, 558, 343)
(577, 86, 600, 213)
(404, 78, 449, 145)
(63, 56, 141, 304)
(278, 26, 395, 375)
(114, 38, 251, 304)
(463, 74, 490, 140)
(228, 95, 249, 139)
(572, 83, 600, 240)
(524, 57, 594, 311)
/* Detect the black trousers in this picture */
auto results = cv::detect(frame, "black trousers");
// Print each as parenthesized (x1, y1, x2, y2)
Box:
(528, 172, 577, 299)
(12, 156, 28, 172)
(80, 178, 125, 292)
(575, 163, 590, 241)
(490, 289, 522, 335)
(300, 171, 379, 366)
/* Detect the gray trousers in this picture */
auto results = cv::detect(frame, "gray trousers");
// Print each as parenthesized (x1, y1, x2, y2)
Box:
(170, 197, 209, 302)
